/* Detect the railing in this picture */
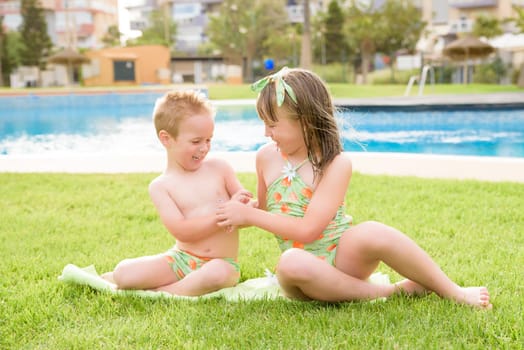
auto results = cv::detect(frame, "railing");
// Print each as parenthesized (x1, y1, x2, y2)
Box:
(404, 65, 434, 97)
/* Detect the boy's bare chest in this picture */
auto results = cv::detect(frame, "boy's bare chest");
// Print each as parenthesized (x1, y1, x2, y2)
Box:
(168, 175, 229, 216)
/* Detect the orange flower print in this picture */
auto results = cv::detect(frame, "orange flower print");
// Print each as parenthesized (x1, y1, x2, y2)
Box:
(317, 234, 324, 239)
(281, 203, 290, 213)
(281, 177, 291, 187)
(292, 241, 304, 249)
(273, 192, 282, 203)
(302, 204, 308, 212)
(317, 256, 326, 261)
(301, 187, 313, 199)
(189, 259, 197, 270)
(176, 268, 185, 279)
(165, 255, 174, 264)
(327, 243, 337, 252)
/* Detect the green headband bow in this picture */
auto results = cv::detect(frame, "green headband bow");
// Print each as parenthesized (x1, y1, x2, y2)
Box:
(251, 67, 298, 106)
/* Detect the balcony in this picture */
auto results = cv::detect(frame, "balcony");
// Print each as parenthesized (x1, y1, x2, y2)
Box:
(449, 0, 497, 8)
(0, 1, 19, 13)
(449, 18, 474, 33)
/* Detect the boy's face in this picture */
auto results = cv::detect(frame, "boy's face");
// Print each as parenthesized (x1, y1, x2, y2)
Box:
(171, 112, 214, 171)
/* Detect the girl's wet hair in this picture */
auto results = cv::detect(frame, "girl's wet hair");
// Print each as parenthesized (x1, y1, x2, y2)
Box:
(153, 90, 214, 138)
(256, 68, 342, 176)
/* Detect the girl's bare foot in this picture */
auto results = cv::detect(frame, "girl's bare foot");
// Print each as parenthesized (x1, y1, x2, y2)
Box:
(394, 279, 429, 296)
(453, 286, 492, 309)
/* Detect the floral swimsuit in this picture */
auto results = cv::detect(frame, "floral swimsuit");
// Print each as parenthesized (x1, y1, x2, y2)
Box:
(266, 158, 353, 266)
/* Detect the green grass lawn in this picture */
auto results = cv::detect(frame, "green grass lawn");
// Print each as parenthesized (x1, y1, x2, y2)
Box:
(1, 82, 521, 100)
(1, 173, 522, 349)
(207, 82, 523, 100)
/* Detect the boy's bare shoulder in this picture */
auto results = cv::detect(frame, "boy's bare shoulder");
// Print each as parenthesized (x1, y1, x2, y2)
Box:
(204, 156, 234, 172)
(148, 173, 170, 193)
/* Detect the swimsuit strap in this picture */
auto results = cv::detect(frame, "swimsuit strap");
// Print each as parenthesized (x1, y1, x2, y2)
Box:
(292, 158, 309, 171)
(281, 152, 309, 171)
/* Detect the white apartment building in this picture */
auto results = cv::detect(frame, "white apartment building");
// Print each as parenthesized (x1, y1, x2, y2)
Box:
(0, 0, 119, 49)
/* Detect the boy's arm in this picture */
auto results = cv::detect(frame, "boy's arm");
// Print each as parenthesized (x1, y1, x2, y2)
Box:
(149, 180, 219, 242)
(220, 159, 253, 204)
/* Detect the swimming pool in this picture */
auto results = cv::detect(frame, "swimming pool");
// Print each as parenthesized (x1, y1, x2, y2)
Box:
(1, 92, 523, 158)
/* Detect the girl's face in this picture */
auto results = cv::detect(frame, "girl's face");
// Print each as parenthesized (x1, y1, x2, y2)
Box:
(263, 109, 306, 158)
(170, 112, 214, 171)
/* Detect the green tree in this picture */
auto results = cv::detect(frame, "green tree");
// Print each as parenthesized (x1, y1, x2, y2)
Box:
(19, 0, 52, 69)
(128, 10, 177, 49)
(0, 16, 5, 86)
(264, 25, 301, 67)
(472, 14, 503, 38)
(323, 0, 347, 64)
(102, 25, 122, 47)
(0, 19, 21, 86)
(207, 0, 288, 82)
(378, 0, 425, 82)
(345, 0, 382, 84)
(510, 5, 524, 87)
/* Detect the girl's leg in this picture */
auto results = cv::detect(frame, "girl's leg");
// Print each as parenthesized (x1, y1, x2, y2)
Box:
(335, 221, 491, 308)
(108, 254, 177, 290)
(276, 248, 396, 302)
(155, 259, 239, 296)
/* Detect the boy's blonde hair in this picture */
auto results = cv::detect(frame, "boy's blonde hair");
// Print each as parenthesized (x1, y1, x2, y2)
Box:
(256, 68, 342, 176)
(153, 90, 214, 138)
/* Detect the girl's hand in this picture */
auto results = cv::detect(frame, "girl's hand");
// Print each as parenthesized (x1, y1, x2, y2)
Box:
(216, 200, 249, 227)
(231, 189, 253, 204)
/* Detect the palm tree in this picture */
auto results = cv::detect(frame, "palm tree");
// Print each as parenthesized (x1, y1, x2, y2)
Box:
(300, 0, 312, 69)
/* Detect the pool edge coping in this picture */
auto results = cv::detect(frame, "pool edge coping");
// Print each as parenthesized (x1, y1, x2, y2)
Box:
(1, 151, 523, 183)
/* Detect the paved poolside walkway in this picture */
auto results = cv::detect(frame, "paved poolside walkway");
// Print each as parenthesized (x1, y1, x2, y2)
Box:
(1, 91, 523, 182)
(1, 151, 524, 183)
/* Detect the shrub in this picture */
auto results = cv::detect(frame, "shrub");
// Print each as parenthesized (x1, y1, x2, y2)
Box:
(313, 63, 353, 83)
(473, 56, 508, 84)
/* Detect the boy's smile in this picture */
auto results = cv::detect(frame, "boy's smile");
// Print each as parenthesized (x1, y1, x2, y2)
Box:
(171, 113, 214, 171)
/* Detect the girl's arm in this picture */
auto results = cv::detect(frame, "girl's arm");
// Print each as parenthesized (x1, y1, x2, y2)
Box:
(256, 149, 268, 211)
(217, 154, 352, 243)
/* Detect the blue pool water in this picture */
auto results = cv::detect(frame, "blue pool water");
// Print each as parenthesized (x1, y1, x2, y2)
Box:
(1, 92, 523, 158)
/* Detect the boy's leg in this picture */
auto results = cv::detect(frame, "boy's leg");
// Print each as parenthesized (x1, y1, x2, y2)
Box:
(111, 254, 178, 290)
(155, 258, 240, 296)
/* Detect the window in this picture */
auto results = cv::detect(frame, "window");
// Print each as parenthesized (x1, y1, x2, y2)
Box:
(113, 60, 135, 81)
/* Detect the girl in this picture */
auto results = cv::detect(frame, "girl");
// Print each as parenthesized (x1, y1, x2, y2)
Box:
(216, 68, 491, 308)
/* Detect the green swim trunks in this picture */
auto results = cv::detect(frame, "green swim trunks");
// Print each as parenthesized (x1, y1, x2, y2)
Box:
(164, 247, 240, 280)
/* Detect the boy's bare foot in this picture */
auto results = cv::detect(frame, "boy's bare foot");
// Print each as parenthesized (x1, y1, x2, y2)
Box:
(394, 279, 429, 296)
(453, 286, 492, 309)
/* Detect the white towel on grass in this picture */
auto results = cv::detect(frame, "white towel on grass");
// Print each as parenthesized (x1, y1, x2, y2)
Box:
(59, 263, 390, 302)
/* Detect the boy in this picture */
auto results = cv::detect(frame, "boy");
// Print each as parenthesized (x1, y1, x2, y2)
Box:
(102, 90, 252, 296)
